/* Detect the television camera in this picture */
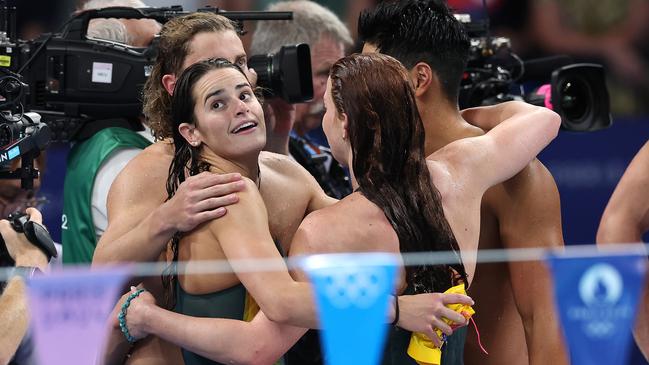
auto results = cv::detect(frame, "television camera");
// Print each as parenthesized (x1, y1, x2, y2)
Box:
(0, 4, 313, 143)
(456, 14, 611, 132)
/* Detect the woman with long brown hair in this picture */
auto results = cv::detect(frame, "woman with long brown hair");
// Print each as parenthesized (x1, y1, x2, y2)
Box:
(119, 52, 560, 364)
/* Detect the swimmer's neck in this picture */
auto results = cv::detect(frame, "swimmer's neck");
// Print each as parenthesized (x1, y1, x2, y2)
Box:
(199, 147, 260, 181)
(419, 98, 483, 156)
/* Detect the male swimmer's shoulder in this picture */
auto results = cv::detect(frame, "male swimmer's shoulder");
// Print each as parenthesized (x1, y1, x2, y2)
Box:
(260, 151, 298, 168)
(112, 141, 171, 191)
(499, 158, 556, 197)
(483, 158, 560, 233)
(260, 151, 315, 180)
(126, 141, 172, 169)
(140, 139, 174, 158)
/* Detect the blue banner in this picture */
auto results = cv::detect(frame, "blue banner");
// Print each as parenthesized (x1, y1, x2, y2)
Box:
(301, 253, 398, 365)
(547, 254, 647, 365)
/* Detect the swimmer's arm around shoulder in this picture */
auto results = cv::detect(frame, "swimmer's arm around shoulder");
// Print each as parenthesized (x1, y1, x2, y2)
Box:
(210, 178, 316, 327)
(432, 101, 560, 195)
(142, 305, 306, 365)
(93, 157, 243, 265)
(461, 100, 544, 131)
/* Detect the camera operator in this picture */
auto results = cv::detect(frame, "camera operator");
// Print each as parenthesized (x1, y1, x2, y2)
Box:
(61, 0, 161, 265)
(0, 207, 48, 365)
(250, 0, 353, 199)
(359, 1, 567, 364)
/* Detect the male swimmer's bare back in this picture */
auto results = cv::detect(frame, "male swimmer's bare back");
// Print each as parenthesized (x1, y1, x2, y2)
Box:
(464, 159, 565, 365)
(98, 140, 334, 365)
(431, 113, 567, 365)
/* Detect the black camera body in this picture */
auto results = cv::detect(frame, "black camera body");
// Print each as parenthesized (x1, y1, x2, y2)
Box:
(456, 14, 612, 132)
(2, 30, 151, 142)
(2, 6, 314, 142)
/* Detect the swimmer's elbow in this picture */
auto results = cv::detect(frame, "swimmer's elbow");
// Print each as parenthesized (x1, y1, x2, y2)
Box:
(263, 303, 292, 325)
(91, 244, 110, 265)
(538, 108, 561, 143)
(260, 284, 303, 325)
(92, 242, 122, 266)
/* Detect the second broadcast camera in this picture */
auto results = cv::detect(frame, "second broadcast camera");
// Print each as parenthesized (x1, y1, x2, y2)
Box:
(457, 14, 611, 132)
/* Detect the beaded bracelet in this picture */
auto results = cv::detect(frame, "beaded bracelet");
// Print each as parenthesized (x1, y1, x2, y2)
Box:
(118, 288, 145, 344)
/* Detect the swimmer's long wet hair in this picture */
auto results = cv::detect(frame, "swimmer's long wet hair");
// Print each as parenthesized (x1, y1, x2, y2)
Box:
(330, 53, 466, 293)
(162, 58, 248, 308)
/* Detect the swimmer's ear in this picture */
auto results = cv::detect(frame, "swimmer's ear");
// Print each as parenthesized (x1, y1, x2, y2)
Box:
(409, 62, 436, 98)
(340, 112, 349, 141)
(179, 122, 201, 147)
(162, 74, 177, 96)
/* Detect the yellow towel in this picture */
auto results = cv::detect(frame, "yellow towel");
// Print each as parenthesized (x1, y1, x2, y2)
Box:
(407, 284, 475, 365)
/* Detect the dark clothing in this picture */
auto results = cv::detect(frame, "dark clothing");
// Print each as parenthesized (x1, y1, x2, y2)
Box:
(176, 240, 285, 365)
(176, 283, 248, 365)
(288, 133, 352, 200)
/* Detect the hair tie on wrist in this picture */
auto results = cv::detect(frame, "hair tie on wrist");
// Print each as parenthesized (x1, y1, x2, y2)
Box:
(118, 288, 145, 344)
(391, 295, 400, 326)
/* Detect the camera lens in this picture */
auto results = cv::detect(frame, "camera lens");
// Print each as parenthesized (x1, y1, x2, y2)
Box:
(549, 63, 611, 132)
(248, 44, 313, 103)
(559, 77, 591, 124)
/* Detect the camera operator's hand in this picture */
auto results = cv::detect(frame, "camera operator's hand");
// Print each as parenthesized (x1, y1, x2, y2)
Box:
(0, 208, 47, 271)
(161, 172, 245, 233)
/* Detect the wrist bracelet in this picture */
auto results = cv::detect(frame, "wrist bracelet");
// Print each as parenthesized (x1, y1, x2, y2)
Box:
(118, 289, 145, 344)
(10, 266, 43, 279)
(391, 295, 400, 326)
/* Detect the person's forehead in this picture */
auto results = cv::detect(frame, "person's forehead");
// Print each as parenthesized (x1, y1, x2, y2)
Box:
(311, 35, 345, 65)
(193, 68, 248, 101)
(183, 31, 245, 69)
